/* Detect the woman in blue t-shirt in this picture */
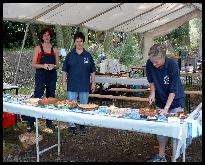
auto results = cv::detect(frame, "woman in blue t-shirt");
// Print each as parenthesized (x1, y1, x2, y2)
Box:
(62, 32, 96, 135)
(146, 44, 185, 162)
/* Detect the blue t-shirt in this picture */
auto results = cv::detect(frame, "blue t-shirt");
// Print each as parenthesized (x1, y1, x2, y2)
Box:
(62, 48, 96, 92)
(146, 57, 185, 109)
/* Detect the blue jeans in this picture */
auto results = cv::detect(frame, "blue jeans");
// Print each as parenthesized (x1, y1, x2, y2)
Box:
(67, 91, 89, 127)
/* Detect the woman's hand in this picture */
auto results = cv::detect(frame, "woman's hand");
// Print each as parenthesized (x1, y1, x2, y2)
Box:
(148, 93, 155, 105)
(157, 108, 168, 116)
(91, 82, 96, 93)
(48, 64, 55, 70)
(43, 63, 49, 70)
(63, 82, 67, 92)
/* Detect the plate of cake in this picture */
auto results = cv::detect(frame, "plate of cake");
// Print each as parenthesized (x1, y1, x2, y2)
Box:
(78, 103, 99, 111)
(108, 105, 129, 115)
(24, 98, 41, 105)
(139, 107, 157, 118)
(54, 100, 78, 108)
(38, 97, 59, 105)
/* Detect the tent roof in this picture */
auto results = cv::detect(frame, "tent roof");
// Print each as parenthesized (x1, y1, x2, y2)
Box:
(3, 3, 202, 33)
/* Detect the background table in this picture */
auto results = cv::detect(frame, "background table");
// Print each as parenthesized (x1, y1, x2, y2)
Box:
(130, 66, 146, 77)
(3, 83, 19, 95)
(95, 76, 149, 86)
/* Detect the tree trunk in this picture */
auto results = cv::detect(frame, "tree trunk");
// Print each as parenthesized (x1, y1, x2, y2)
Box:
(103, 31, 113, 58)
(62, 26, 72, 50)
(135, 33, 144, 59)
(184, 22, 190, 47)
(79, 27, 88, 49)
(29, 24, 39, 46)
(55, 25, 64, 48)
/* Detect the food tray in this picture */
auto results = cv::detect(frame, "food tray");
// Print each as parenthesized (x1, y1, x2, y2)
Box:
(78, 104, 99, 111)
(24, 98, 41, 105)
(54, 100, 78, 108)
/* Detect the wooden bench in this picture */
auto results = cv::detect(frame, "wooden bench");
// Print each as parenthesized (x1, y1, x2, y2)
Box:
(184, 90, 202, 95)
(108, 88, 149, 92)
(108, 88, 202, 95)
(89, 94, 148, 102)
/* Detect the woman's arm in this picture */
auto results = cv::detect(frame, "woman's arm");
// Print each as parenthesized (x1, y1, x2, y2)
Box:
(158, 93, 175, 115)
(164, 93, 175, 110)
(62, 71, 67, 91)
(54, 47, 60, 69)
(32, 46, 49, 70)
(148, 82, 155, 104)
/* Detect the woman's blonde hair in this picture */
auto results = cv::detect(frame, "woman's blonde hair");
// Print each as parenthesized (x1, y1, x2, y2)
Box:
(148, 43, 166, 59)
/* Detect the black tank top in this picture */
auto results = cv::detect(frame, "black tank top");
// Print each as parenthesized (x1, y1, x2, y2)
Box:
(39, 44, 56, 65)
(36, 44, 56, 73)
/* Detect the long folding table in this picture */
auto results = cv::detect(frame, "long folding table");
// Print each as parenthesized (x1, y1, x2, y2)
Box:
(3, 100, 202, 162)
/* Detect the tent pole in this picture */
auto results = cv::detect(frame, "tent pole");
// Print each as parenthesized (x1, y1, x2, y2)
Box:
(13, 23, 30, 85)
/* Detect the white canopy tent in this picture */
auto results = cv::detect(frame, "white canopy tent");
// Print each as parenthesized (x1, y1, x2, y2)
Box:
(3, 3, 202, 32)
(3, 3, 202, 84)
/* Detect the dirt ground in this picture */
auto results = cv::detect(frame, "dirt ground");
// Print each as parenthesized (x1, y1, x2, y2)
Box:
(3, 95, 202, 162)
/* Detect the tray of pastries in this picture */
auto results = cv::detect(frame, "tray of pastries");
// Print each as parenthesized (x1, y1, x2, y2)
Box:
(165, 112, 188, 119)
(24, 98, 42, 105)
(54, 100, 78, 108)
(176, 112, 189, 119)
(38, 97, 59, 105)
(78, 103, 99, 111)
(139, 107, 157, 118)
(108, 105, 128, 115)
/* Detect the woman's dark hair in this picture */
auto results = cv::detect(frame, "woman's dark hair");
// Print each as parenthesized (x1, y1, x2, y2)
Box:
(40, 27, 54, 43)
(74, 32, 85, 42)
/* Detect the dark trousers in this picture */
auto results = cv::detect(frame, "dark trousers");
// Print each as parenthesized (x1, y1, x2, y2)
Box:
(27, 71, 57, 127)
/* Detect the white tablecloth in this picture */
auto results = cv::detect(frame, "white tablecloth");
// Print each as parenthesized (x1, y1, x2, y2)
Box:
(3, 83, 18, 90)
(3, 101, 184, 140)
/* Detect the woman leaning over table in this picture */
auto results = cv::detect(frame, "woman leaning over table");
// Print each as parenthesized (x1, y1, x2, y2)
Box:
(146, 43, 185, 162)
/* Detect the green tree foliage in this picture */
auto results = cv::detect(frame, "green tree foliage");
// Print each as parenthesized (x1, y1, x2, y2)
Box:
(189, 18, 202, 48)
(4, 17, 201, 66)
(154, 18, 202, 51)
(29, 24, 39, 46)
(3, 21, 34, 49)
(107, 32, 142, 66)
(62, 26, 72, 50)
(3, 21, 58, 49)
(87, 30, 105, 61)
(79, 27, 88, 49)
(154, 21, 190, 51)
(103, 31, 113, 58)
(55, 25, 64, 48)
